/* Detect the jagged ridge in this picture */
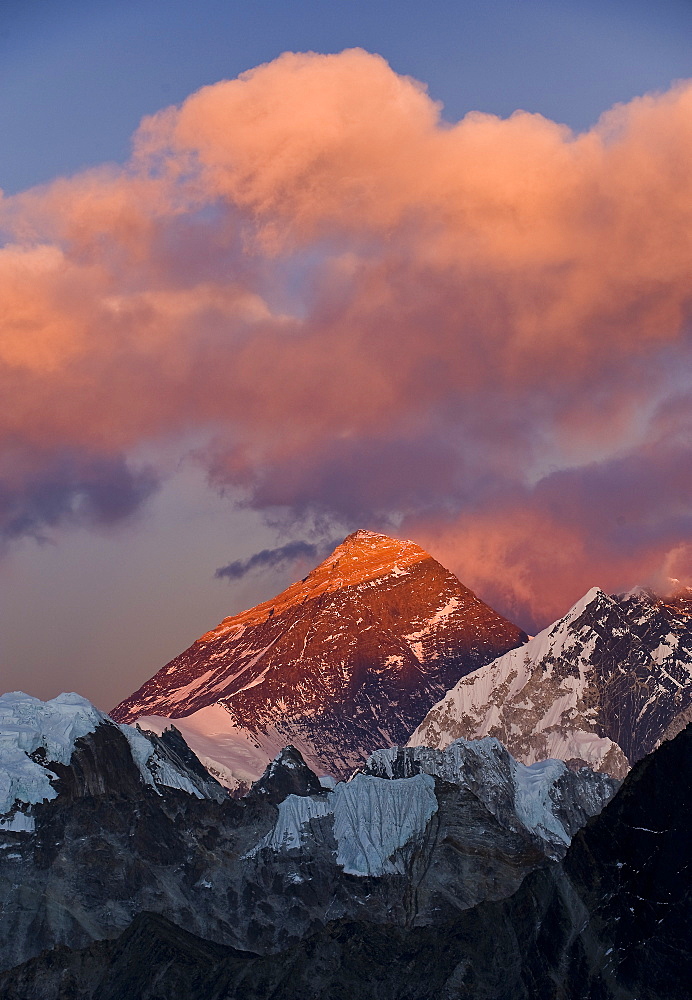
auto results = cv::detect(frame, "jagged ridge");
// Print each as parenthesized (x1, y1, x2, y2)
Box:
(410, 585, 692, 777)
(2, 724, 685, 1000)
(0, 691, 616, 974)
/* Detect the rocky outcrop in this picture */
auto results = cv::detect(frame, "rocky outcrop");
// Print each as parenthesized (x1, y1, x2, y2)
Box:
(2, 725, 688, 1000)
(361, 741, 618, 858)
(410, 586, 692, 777)
(249, 745, 327, 804)
(111, 530, 528, 783)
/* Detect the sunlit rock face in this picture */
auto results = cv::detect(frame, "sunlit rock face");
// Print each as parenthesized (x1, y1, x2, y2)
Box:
(111, 530, 528, 783)
(410, 586, 692, 778)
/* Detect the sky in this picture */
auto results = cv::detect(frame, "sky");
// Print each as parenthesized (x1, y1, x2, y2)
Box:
(0, 0, 691, 711)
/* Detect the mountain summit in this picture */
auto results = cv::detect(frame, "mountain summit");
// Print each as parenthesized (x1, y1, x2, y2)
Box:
(410, 585, 692, 778)
(111, 530, 527, 784)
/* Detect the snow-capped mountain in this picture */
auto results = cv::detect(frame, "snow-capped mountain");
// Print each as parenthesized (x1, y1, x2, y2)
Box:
(0, 689, 616, 973)
(409, 586, 692, 777)
(360, 740, 617, 859)
(4, 723, 686, 1000)
(111, 530, 528, 784)
(253, 738, 616, 872)
(0, 691, 225, 834)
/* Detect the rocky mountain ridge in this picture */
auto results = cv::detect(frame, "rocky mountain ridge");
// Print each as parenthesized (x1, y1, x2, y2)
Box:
(0, 691, 615, 973)
(0, 691, 225, 833)
(2, 720, 688, 1000)
(410, 585, 692, 778)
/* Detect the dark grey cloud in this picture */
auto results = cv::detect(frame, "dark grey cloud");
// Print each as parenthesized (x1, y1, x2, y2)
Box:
(0, 450, 159, 542)
(215, 539, 320, 581)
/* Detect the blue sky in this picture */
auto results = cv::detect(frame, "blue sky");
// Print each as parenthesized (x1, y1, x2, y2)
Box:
(3, 0, 691, 193)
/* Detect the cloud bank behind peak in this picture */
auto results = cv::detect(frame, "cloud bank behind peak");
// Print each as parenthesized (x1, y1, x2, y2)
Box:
(1, 49, 691, 626)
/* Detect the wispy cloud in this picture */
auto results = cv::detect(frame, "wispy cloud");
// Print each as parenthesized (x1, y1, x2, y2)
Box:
(215, 540, 320, 581)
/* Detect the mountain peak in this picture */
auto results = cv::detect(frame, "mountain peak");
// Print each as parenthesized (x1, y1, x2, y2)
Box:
(411, 581, 692, 777)
(111, 530, 528, 782)
(204, 530, 428, 639)
(340, 528, 414, 548)
(304, 529, 427, 584)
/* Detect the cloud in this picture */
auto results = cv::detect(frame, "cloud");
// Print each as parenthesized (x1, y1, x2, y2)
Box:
(0, 449, 158, 542)
(215, 540, 320, 581)
(0, 50, 691, 623)
(411, 419, 692, 630)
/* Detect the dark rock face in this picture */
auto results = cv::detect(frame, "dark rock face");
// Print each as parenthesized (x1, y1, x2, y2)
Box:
(0, 716, 614, 977)
(585, 587, 692, 763)
(249, 746, 327, 805)
(412, 586, 692, 776)
(0, 719, 274, 971)
(2, 726, 688, 1000)
(560, 719, 692, 999)
(111, 530, 528, 779)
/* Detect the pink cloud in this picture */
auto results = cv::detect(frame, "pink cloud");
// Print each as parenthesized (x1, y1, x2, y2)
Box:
(0, 49, 690, 622)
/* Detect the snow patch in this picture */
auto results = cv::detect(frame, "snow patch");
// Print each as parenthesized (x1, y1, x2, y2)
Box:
(118, 723, 208, 798)
(511, 758, 569, 845)
(250, 772, 437, 876)
(333, 773, 437, 875)
(256, 793, 331, 852)
(0, 692, 105, 813)
(0, 810, 35, 833)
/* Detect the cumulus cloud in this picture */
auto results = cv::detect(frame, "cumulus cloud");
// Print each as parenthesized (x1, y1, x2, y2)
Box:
(0, 49, 691, 623)
(215, 540, 320, 581)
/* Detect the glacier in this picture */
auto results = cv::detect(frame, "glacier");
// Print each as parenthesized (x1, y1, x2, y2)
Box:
(251, 771, 438, 876)
(0, 692, 104, 813)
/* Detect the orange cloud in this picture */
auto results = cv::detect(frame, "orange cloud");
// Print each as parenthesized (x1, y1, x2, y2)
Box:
(0, 49, 691, 622)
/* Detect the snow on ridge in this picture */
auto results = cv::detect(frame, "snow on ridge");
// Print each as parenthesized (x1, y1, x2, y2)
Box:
(0, 691, 217, 815)
(366, 739, 573, 847)
(117, 723, 206, 799)
(249, 771, 438, 876)
(407, 587, 614, 763)
(134, 704, 368, 792)
(370, 737, 620, 856)
(137, 706, 276, 792)
(0, 692, 106, 814)
(250, 734, 614, 872)
(408, 579, 692, 777)
(0, 692, 105, 764)
(255, 793, 331, 853)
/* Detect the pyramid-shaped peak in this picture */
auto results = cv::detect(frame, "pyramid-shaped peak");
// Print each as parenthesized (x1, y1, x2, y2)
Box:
(199, 530, 433, 638)
(337, 528, 424, 553)
(250, 745, 324, 804)
(111, 527, 530, 772)
(307, 530, 429, 587)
